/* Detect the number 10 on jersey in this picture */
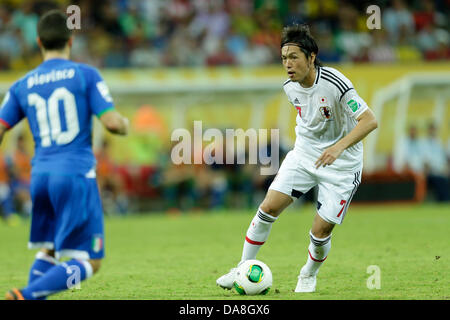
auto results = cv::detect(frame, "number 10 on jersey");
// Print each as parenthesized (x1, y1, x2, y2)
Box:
(28, 87, 80, 147)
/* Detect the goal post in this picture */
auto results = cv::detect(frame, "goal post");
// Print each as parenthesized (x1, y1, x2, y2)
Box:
(365, 72, 450, 173)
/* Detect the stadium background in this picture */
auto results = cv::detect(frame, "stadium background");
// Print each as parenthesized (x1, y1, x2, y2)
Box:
(0, 0, 449, 302)
(0, 0, 449, 216)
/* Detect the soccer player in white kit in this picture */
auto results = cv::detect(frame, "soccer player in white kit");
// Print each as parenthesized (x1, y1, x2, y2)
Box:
(216, 24, 378, 292)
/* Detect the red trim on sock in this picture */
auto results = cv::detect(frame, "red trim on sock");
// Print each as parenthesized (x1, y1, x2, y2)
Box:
(308, 250, 327, 262)
(245, 236, 265, 245)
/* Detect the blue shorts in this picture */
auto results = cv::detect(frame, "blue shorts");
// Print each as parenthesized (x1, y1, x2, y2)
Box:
(29, 172, 104, 260)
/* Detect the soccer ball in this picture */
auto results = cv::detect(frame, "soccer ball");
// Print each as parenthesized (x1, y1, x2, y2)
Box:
(233, 259, 272, 295)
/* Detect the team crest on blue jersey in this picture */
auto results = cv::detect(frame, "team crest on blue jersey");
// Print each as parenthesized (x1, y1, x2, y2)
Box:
(320, 106, 333, 120)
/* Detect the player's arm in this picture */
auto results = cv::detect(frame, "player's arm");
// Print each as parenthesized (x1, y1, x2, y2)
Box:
(99, 109, 129, 136)
(0, 123, 8, 145)
(315, 108, 378, 169)
(0, 88, 24, 145)
(83, 66, 129, 136)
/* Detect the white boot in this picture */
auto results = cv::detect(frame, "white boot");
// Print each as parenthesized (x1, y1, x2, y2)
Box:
(216, 268, 237, 290)
(295, 266, 316, 293)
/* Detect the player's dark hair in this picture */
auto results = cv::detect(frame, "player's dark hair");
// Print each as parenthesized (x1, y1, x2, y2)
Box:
(281, 24, 322, 68)
(37, 9, 71, 50)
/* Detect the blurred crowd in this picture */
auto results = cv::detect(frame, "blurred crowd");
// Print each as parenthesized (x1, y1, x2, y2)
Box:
(1, 0, 449, 220)
(93, 135, 290, 215)
(0, 0, 449, 70)
(400, 121, 450, 202)
(3, 121, 448, 221)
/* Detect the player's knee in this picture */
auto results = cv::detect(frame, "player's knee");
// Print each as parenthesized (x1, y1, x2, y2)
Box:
(259, 190, 293, 217)
(311, 223, 334, 239)
(311, 213, 335, 238)
(89, 259, 102, 274)
(259, 203, 281, 217)
(311, 229, 332, 239)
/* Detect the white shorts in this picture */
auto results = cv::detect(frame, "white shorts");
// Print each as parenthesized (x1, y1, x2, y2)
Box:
(269, 150, 362, 224)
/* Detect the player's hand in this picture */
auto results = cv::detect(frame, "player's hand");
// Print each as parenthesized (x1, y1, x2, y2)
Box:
(315, 144, 344, 169)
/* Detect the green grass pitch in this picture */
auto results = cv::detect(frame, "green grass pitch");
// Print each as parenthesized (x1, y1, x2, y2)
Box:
(0, 203, 448, 300)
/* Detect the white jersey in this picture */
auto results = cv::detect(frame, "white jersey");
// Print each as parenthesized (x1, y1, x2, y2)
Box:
(283, 66, 369, 171)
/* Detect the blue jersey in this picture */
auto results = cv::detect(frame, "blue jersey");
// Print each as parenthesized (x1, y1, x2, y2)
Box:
(0, 58, 114, 175)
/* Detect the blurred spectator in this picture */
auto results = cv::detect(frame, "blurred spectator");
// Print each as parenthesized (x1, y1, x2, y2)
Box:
(0, 0, 448, 69)
(0, 151, 16, 225)
(206, 39, 235, 66)
(395, 24, 423, 62)
(161, 161, 197, 212)
(400, 123, 450, 203)
(10, 134, 32, 216)
(418, 24, 450, 60)
(316, 29, 341, 63)
(383, 0, 415, 45)
(0, 5, 25, 70)
(96, 140, 129, 215)
(400, 124, 426, 174)
(11, 2, 38, 51)
(235, 39, 273, 66)
(334, 2, 371, 62)
(368, 29, 396, 63)
(421, 122, 450, 202)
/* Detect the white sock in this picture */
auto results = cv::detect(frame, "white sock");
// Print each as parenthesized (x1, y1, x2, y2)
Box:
(302, 230, 332, 276)
(240, 208, 277, 264)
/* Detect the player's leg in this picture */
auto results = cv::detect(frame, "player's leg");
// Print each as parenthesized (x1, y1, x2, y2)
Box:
(295, 214, 334, 292)
(240, 151, 315, 264)
(240, 189, 292, 262)
(306, 213, 335, 274)
(5, 249, 58, 300)
(295, 169, 361, 293)
(28, 249, 58, 285)
(5, 174, 55, 299)
(216, 189, 293, 289)
(24, 174, 59, 285)
(217, 151, 314, 289)
(12, 173, 105, 300)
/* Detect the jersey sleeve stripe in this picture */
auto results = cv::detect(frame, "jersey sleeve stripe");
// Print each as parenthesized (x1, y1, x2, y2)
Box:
(339, 87, 354, 101)
(341, 171, 361, 220)
(321, 69, 349, 90)
(0, 118, 11, 129)
(314, 67, 321, 84)
(283, 79, 292, 86)
(96, 107, 115, 118)
(320, 75, 345, 95)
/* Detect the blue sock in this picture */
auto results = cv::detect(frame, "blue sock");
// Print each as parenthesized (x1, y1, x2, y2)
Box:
(21, 259, 93, 300)
(28, 251, 59, 285)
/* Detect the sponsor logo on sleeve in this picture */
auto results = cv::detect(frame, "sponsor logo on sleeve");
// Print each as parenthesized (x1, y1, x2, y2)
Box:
(96, 81, 113, 103)
(347, 99, 359, 112)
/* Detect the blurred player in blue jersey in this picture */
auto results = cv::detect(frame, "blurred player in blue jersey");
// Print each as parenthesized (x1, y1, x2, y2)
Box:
(0, 10, 129, 300)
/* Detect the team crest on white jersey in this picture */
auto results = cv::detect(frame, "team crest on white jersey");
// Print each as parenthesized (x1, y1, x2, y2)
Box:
(319, 106, 333, 120)
(319, 97, 327, 104)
